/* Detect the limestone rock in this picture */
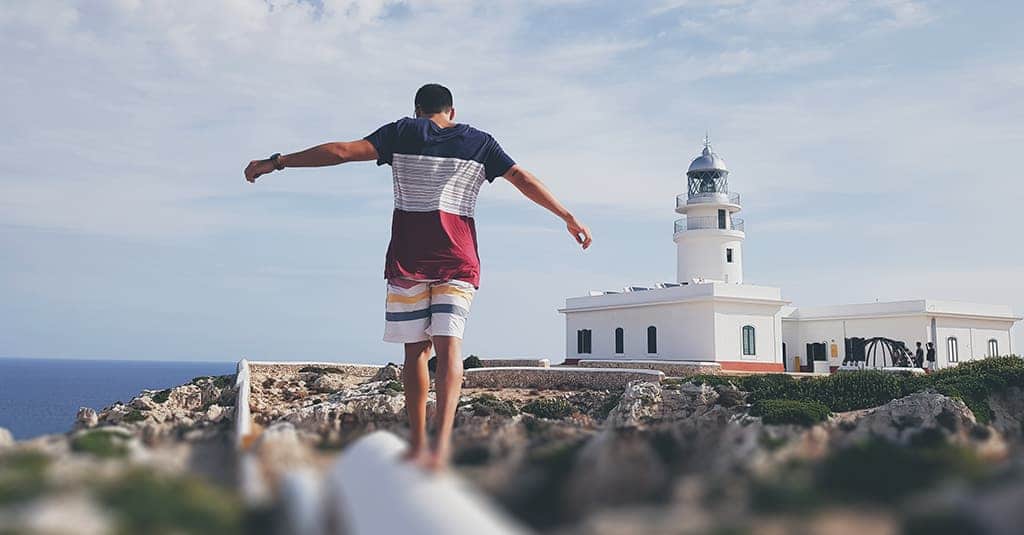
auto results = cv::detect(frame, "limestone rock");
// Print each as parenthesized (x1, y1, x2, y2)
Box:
(75, 407, 99, 429)
(0, 426, 13, 449)
(311, 373, 346, 393)
(607, 381, 662, 428)
(130, 396, 157, 411)
(284, 381, 406, 435)
(371, 363, 402, 383)
(565, 430, 669, 515)
(835, 392, 976, 447)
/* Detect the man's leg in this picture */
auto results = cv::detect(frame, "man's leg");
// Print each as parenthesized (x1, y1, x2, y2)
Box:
(402, 340, 432, 462)
(427, 335, 463, 470)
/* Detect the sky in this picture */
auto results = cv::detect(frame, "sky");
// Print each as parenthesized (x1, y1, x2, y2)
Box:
(1, 0, 1022, 363)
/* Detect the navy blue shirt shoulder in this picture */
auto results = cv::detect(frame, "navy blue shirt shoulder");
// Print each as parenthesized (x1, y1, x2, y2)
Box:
(364, 117, 515, 181)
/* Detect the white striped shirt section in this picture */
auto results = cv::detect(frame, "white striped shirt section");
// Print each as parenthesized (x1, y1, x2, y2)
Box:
(392, 153, 488, 217)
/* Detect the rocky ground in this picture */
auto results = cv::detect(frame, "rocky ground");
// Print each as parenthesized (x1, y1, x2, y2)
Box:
(3, 357, 1024, 534)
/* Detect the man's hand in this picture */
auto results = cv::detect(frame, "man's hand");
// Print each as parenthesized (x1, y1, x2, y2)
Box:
(244, 159, 275, 183)
(565, 215, 592, 250)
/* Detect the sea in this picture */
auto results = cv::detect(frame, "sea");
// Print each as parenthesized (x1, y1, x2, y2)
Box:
(0, 358, 236, 441)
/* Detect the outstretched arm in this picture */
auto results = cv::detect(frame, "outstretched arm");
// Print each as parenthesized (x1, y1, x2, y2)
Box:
(244, 140, 378, 183)
(503, 164, 592, 249)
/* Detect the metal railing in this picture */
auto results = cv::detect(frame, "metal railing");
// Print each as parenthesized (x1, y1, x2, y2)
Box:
(677, 191, 740, 208)
(674, 217, 745, 234)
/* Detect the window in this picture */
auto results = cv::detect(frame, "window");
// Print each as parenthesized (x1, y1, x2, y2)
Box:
(718, 209, 726, 229)
(947, 337, 959, 363)
(615, 328, 624, 354)
(742, 325, 756, 356)
(647, 326, 657, 354)
(726, 248, 734, 263)
(988, 339, 999, 357)
(577, 329, 592, 354)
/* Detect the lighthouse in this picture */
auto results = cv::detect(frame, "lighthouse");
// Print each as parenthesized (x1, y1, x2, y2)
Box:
(674, 137, 744, 284)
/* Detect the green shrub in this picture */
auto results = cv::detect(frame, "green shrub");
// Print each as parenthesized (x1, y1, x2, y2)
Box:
(123, 409, 147, 423)
(818, 371, 903, 412)
(751, 399, 830, 426)
(298, 366, 344, 374)
(470, 394, 518, 417)
(71, 430, 130, 459)
(101, 469, 243, 535)
(927, 356, 1024, 424)
(522, 398, 573, 419)
(738, 373, 809, 401)
(463, 355, 483, 369)
(384, 380, 404, 393)
(152, 389, 171, 404)
(596, 390, 623, 418)
(684, 374, 736, 388)
(0, 451, 51, 505)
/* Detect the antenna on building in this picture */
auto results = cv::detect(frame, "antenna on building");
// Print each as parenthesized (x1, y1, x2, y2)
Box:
(703, 131, 711, 151)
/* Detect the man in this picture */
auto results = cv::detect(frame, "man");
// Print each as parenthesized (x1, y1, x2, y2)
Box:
(914, 341, 925, 368)
(243, 84, 592, 471)
(926, 341, 937, 372)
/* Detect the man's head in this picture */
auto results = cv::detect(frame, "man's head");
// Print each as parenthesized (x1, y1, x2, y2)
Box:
(927, 342, 934, 348)
(414, 84, 455, 119)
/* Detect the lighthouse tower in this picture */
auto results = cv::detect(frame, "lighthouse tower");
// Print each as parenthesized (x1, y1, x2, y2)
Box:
(674, 137, 745, 284)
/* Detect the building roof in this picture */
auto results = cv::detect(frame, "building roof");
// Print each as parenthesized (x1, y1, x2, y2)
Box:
(687, 145, 728, 173)
(783, 300, 1021, 322)
(561, 282, 787, 313)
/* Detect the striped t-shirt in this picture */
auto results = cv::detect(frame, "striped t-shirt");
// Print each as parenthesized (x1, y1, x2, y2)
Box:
(365, 117, 515, 288)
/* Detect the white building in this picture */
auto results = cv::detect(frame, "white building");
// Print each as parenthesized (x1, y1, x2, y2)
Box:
(559, 139, 1020, 372)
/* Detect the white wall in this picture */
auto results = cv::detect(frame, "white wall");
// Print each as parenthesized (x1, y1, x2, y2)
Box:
(713, 301, 782, 363)
(934, 316, 1014, 367)
(676, 232, 744, 284)
(783, 314, 1014, 370)
(565, 301, 715, 360)
(782, 315, 929, 370)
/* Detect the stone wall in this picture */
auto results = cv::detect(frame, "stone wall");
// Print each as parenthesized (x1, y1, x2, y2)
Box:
(463, 367, 663, 390)
(249, 362, 382, 379)
(476, 358, 550, 368)
(578, 359, 721, 377)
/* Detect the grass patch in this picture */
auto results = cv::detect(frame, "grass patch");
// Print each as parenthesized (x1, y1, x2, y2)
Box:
(522, 398, 573, 419)
(751, 399, 830, 426)
(463, 355, 483, 369)
(469, 394, 518, 417)
(0, 450, 51, 505)
(100, 469, 243, 535)
(71, 429, 130, 459)
(384, 380, 404, 393)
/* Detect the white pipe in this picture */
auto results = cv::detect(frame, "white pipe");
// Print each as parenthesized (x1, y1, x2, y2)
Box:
(327, 431, 528, 535)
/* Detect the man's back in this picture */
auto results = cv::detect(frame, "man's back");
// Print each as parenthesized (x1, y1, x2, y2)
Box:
(365, 117, 515, 287)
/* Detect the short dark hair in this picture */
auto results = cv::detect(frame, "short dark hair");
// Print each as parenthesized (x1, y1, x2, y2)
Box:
(414, 84, 453, 114)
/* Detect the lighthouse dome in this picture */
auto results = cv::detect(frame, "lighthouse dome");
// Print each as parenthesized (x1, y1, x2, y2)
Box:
(688, 145, 728, 173)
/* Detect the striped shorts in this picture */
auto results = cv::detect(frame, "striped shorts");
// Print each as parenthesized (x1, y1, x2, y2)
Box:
(383, 278, 476, 343)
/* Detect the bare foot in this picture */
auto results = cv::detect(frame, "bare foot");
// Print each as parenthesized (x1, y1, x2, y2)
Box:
(416, 449, 450, 474)
(401, 447, 430, 465)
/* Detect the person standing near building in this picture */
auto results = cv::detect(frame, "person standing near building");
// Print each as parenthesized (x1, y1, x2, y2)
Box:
(243, 84, 592, 471)
(926, 341, 937, 372)
(914, 341, 925, 368)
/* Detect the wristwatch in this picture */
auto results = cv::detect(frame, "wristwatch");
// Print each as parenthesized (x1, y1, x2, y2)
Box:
(269, 153, 284, 170)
